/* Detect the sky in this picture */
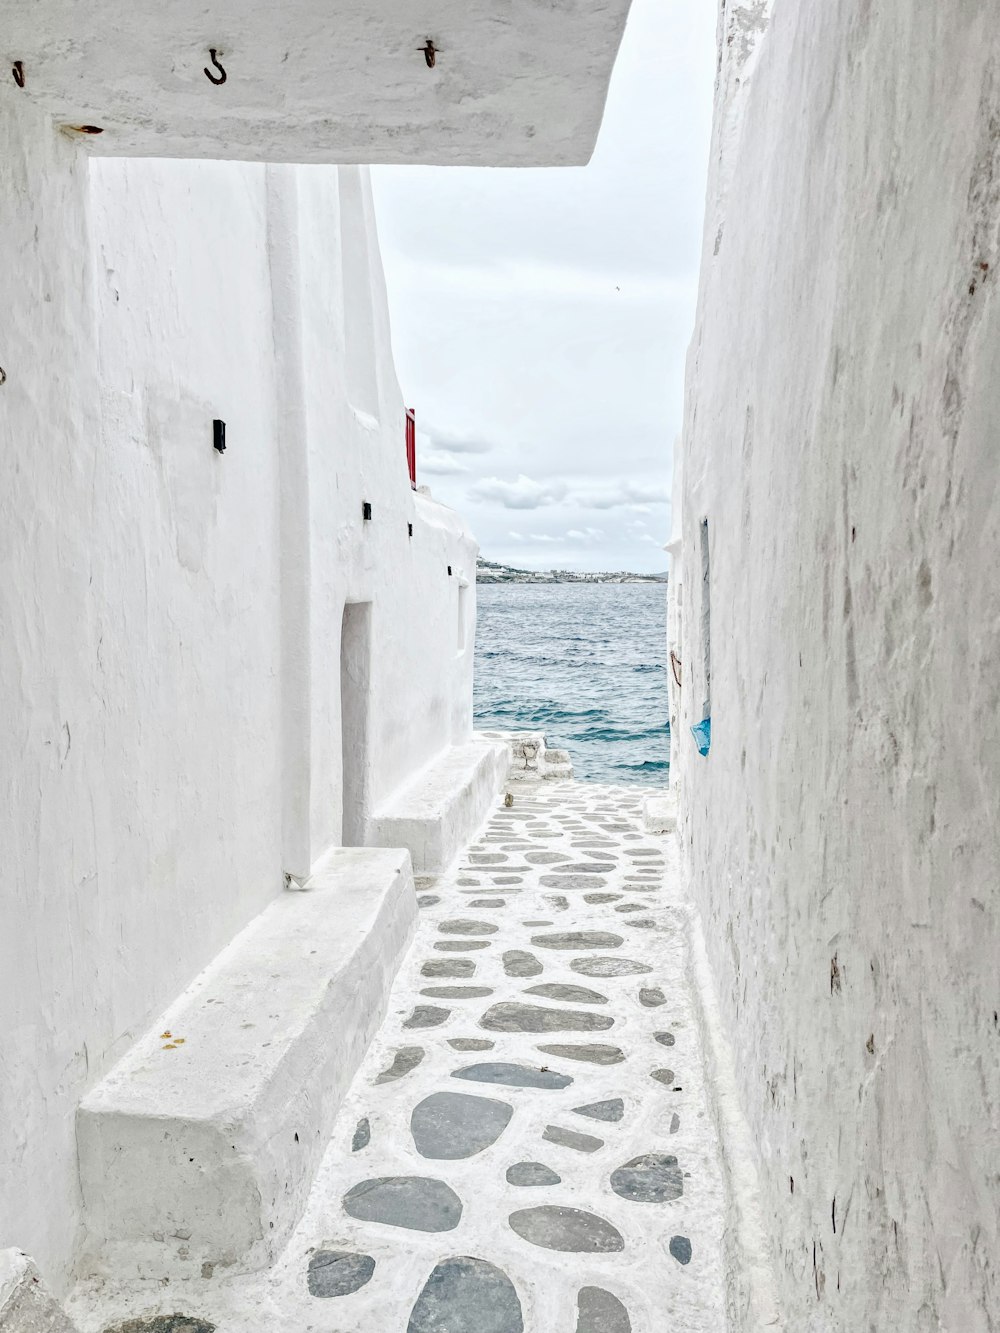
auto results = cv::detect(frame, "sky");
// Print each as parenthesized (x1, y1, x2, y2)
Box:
(371, 0, 717, 573)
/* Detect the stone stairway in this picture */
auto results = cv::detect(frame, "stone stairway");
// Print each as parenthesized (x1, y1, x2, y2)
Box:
(69, 782, 728, 1333)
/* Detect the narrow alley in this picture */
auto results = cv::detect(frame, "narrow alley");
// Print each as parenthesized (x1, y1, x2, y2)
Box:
(70, 782, 729, 1333)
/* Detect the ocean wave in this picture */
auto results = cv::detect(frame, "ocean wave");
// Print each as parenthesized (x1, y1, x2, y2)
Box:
(612, 758, 670, 775)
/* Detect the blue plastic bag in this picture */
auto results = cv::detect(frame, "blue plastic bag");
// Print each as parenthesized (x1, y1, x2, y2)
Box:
(691, 717, 711, 756)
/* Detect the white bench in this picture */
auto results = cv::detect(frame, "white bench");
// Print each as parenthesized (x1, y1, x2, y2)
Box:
(77, 847, 415, 1280)
(369, 737, 509, 873)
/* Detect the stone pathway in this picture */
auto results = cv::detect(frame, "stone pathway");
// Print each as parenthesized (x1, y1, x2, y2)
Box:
(72, 782, 728, 1333)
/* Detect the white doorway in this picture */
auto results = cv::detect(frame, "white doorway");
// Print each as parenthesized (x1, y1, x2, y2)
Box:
(340, 601, 372, 846)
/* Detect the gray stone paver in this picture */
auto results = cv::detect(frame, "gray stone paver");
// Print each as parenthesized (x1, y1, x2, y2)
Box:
(70, 782, 726, 1333)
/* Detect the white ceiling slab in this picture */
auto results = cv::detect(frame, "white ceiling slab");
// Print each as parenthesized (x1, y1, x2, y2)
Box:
(2, 0, 632, 164)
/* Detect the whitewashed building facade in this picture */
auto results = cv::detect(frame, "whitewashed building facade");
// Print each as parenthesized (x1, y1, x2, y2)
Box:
(0, 1, 630, 1308)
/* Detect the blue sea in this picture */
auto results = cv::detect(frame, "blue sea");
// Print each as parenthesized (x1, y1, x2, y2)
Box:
(473, 582, 671, 785)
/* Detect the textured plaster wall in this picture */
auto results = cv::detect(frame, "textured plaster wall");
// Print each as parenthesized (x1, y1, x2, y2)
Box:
(0, 96, 475, 1289)
(675, 1, 1000, 1328)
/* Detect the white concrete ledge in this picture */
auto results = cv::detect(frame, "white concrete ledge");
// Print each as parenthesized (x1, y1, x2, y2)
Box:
(369, 738, 509, 873)
(77, 848, 416, 1280)
(0, 1251, 78, 1332)
(541, 747, 574, 780)
(477, 729, 574, 782)
(643, 793, 677, 834)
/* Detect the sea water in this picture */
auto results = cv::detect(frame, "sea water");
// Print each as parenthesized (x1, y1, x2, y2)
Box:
(474, 582, 670, 784)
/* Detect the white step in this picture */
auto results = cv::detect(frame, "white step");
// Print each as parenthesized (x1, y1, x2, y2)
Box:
(369, 738, 509, 872)
(642, 793, 677, 833)
(477, 728, 575, 782)
(77, 848, 415, 1280)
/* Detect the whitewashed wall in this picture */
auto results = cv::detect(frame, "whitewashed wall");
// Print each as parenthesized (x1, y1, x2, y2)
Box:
(0, 97, 475, 1289)
(675, 2, 1000, 1328)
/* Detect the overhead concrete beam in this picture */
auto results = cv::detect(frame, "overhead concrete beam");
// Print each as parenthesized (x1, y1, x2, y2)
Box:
(0, 0, 632, 164)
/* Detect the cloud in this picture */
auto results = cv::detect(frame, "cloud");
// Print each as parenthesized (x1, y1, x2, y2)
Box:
(466, 473, 668, 514)
(423, 424, 493, 456)
(419, 449, 472, 476)
(572, 480, 669, 510)
(506, 527, 604, 545)
(468, 474, 567, 510)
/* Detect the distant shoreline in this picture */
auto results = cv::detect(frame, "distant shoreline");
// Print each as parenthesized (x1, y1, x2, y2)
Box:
(478, 560, 667, 586)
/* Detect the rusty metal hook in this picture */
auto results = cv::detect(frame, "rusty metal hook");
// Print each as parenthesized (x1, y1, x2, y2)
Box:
(669, 650, 682, 689)
(12, 60, 25, 88)
(204, 49, 227, 85)
(418, 40, 437, 68)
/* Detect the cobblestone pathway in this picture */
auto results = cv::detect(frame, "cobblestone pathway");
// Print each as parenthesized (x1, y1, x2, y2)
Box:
(73, 782, 728, 1333)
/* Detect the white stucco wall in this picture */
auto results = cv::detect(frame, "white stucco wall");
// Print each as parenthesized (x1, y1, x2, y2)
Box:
(0, 95, 475, 1290)
(674, 2, 1000, 1328)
